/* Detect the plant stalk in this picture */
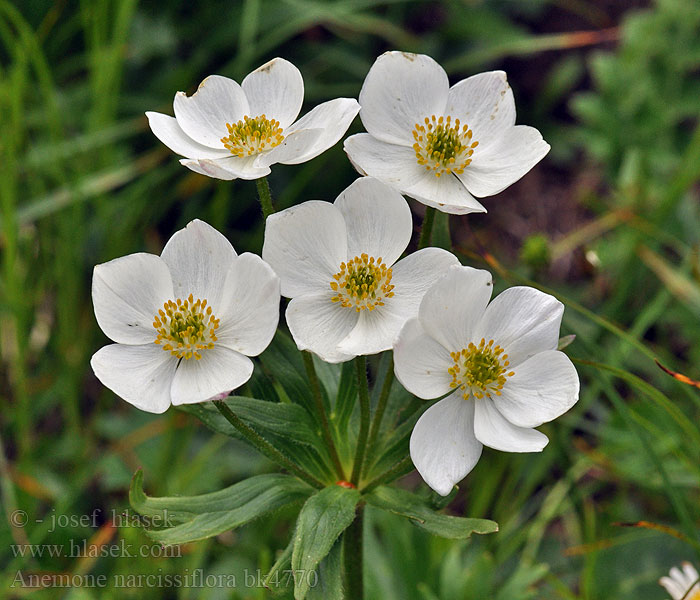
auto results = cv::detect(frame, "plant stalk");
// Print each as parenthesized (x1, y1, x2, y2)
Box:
(212, 400, 323, 489)
(350, 356, 370, 486)
(302, 351, 346, 480)
(343, 504, 364, 598)
(255, 176, 275, 219)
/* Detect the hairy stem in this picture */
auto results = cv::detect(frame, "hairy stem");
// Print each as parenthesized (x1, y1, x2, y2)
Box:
(213, 400, 323, 489)
(302, 351, 346, 480)
(350, 356, 370, 486)
(255, 176, 275, 219)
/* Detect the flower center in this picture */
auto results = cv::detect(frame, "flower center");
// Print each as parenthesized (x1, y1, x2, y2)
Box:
(448, 338, 514, 400)
(330, 254, 394, 312)
(412, 115, 479, 177)
(689, 591, 700, 600)
(220, 114, 285, 157)
(153, 294, 220, 360)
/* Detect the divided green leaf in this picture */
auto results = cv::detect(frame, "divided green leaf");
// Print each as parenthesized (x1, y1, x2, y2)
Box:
(130, 470, 313, 545)
(366, 485, 498, 539)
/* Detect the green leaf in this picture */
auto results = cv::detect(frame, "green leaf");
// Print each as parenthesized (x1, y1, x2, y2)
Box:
(366, 485, 498, 539)
(332, 359, 358, 432)
(263, 536, 294, 596)
(292, 486, 360, 599)
(307, 539, 344, 600)
(130, 470, 313, 545)
(178, 396, 335, 482)
(178, 396, 319, 448)
(259, 330, 316, 414)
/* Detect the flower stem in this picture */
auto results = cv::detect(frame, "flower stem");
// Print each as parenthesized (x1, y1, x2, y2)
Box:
(255, 176, 275, 219)
(212, 399, 323, 489)
(417, 206, 436, 249)
(350, 356, 370, 486)
(365, 359, 394, 461)
(362, 455, 414, 493)
(302, 351, 346, 480)
(343, 503, 364, 598)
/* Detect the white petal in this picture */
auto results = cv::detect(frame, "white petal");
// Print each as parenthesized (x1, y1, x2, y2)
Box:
(337, 306, 405, 356)
(472, 286, 563, 367)
(494, 350, 579, 428)
(389, 248, 460, 318)
(682, 563, 700, 587)
(344, 134, 486, 214)
(283, 98, 360, 164)
(173, 75, 250, 148)
(659, 575, 686, 599)
(160, 219, 236, 309)
(216, 253, 280, 356)
(241, 57, 303, 129)
(170, 347, 254, 405)
(359, 51, 449, 146)
(93, 253, 174, 345)
(445, 71, 515, 152)
(403, 170, 487, 215)
(459, 125, 549, 197)
(418, 265, 493, 353)
(262, 201, 347, 297)
(334, 177, 411, 267)
(473, 399, 548, 452)
(146, 112, 230, 159)
(343, 133, 427, 188)
(253, 128, 322, 168)
(393, 318, 454, 399)
(409, 393, 483, 496)
(91, 344, 175, 413)
(285, 292, 358, 363)
(180, 156, 271, 180)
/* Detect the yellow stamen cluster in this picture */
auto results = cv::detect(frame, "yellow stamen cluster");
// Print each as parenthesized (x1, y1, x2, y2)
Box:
(220, 114, 284, 157)
(153, 294, 219, 360)
(412, 115, 479, 177)
(330, 254, 394, 312)
(448, 338, 514, 400)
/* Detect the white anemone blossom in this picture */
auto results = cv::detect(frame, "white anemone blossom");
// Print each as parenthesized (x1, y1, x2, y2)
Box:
(262, 177, 459, 363)
(660, 563, 700, 600)
(147, 57, 360, 180)
(344, 51, 550, 215)
(394, 265, 579, 495)
(91, 219, 280, 413)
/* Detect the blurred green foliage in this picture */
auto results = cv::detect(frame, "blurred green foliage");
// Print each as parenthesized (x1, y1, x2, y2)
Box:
(1, 0, 700, 598)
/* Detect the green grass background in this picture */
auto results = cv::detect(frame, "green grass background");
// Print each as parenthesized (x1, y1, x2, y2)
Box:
(1, 0, 700, 598)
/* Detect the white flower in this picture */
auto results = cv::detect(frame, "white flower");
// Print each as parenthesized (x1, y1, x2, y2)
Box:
(147, 58, 360, 180)
(344, 51, 550, 215)
(393, 265, 579, 495)
(262, 177, 459, 363)
(660, 563, 700, 600)
(91, 219, 280, 413)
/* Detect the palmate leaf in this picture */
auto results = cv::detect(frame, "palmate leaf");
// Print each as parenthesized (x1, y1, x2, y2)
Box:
(366, 485, 498, 539)
(292, 485, 360, 600)
(129, 470, 313, 545)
